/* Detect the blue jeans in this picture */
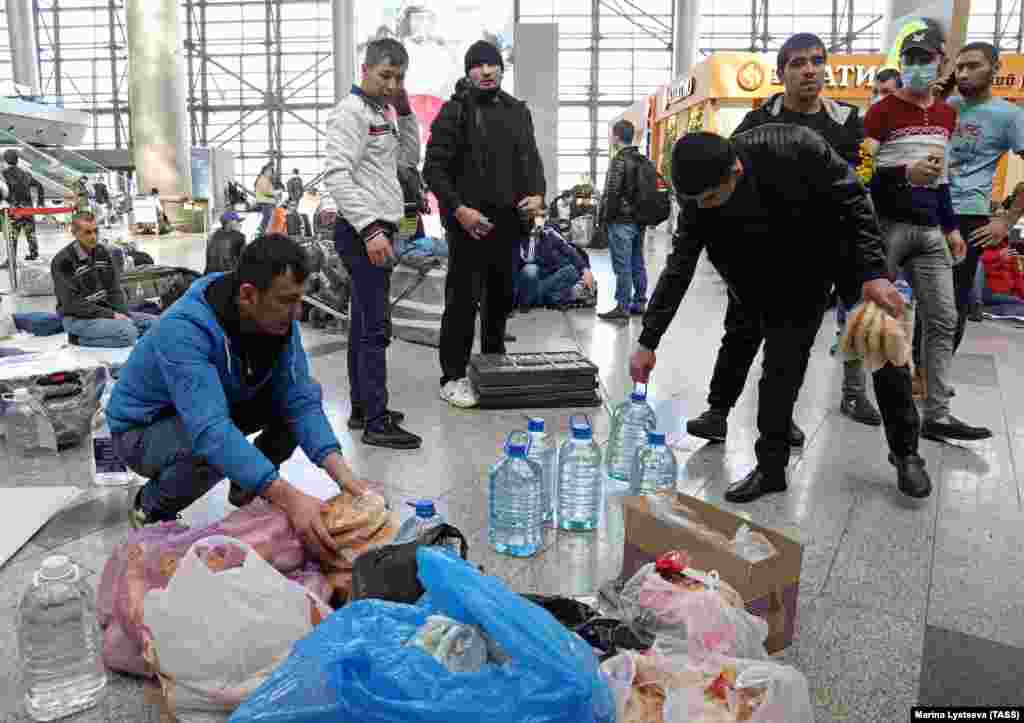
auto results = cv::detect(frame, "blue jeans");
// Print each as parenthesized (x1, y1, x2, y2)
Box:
(62, 312, 157, 348)
(111, 388, 297, 521)
(607, 223, 647, 308)
(518, 263, 579, 307)
(256, 203, 274, 235)
(336, 219, 391, 430)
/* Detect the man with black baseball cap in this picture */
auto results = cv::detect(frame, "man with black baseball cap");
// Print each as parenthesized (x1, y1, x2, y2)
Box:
(630, 127, 931, 503)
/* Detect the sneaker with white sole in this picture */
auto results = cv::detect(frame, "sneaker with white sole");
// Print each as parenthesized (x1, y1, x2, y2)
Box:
(440, 378, 479, 408)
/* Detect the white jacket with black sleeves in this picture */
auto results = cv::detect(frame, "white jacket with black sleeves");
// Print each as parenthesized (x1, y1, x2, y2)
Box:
(324, 86, 420, 244)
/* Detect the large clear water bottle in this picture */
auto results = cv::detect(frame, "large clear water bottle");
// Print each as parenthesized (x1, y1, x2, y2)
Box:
(632, 431, 678, 496)
(91, 380, 135, 486)
(489, 431, 544, 557)
(606, 384, 657, 487)
(526, 417, 556, 524)
(557, 415, 603, 532)
(4, 388, 62, 487)
(18, 555, 107, 721)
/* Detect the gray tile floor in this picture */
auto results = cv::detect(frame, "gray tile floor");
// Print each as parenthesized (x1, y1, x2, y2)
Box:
(1, 223, 1023, 721)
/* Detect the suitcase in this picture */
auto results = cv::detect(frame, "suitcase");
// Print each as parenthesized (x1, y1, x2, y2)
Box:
(120, 266, 201, 310)
(0, 352, 107, 449)
(469, 352, 602, 410)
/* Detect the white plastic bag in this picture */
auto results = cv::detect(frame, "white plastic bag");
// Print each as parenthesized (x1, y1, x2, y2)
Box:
(144, 535, 329, 717)
(0, 293, 16, 340)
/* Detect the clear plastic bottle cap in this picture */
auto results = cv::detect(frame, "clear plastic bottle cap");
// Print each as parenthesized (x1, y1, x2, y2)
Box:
(648, 431, 666, 445)
(39, 555, 75, 581)
(409, 500, 437, 518)
(527, 417, 545, 433)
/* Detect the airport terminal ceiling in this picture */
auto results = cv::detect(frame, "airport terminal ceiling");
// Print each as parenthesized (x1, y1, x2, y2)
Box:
(0, 0, 1022, 191)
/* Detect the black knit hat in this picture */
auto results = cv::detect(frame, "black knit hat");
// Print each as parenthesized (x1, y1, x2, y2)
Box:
(3, 149, 18, 166)
(465, 40, 504, 75)
(672, 132, 737, 196)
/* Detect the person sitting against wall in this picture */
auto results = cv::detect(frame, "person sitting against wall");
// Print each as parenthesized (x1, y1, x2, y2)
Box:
(517, 219, 595, 309)
(52, 212, 157, 347)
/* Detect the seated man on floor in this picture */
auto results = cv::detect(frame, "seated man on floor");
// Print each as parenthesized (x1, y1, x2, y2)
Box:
(106, 234, 368, 561)
(52, 212, 157, 348)
(517, 222, 595, 309)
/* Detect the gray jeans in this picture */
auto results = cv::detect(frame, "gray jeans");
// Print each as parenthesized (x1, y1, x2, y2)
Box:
(881, 220, 956, 421)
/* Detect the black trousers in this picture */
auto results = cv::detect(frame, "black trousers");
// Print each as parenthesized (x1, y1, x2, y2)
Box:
(439, 212, 522, 386)
(709, 292, 920, 472)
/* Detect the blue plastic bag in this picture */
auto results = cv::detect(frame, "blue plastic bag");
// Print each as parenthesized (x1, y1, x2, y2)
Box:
(230, 548, 615, 723)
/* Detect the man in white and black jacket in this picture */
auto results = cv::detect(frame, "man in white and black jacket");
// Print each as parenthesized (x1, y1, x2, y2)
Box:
(325, 38, 422, 450)
(424, 40, 546, 410)
(631, 129, 931, 503)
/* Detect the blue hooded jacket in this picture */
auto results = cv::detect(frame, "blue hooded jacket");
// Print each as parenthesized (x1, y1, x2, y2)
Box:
(106, 274, 341, 493)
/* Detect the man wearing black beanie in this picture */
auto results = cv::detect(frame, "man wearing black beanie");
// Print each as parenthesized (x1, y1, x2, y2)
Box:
(630, 127, 931, 503)
(425, 40, 546, 409)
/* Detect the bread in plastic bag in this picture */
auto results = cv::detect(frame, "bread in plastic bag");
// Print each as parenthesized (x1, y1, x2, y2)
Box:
(601, 650, 813, 723)
(838, 301, 911, 371)
(230, 548, 616, 723)
(321, 489, 388, 536)
(144, 536, 330, 717)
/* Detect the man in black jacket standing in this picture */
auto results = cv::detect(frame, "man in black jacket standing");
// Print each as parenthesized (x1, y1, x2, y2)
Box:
(631, 128, 930, 502)
(599, 119, 648, 320)
(687, 33, 883, 449)
(2, 149, 44, 268)
(425, 40, 546, 409)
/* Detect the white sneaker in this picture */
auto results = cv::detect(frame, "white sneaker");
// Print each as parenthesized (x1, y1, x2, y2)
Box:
(440, 378, 479, 409)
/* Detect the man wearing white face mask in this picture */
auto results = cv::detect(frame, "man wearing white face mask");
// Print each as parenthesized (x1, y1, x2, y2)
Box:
(861, 26, 992, 442)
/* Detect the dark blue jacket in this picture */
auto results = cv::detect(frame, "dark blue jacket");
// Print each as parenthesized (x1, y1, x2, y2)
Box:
(521, 227, 589, 276)
(107, 274, 341, 492)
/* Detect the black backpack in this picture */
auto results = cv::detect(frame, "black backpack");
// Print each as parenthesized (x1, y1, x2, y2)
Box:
(631, 154, 670, 227)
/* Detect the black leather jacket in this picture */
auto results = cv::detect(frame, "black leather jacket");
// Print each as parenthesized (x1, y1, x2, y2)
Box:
(601, 146, 642, 224)
(638, 124, 887, 351)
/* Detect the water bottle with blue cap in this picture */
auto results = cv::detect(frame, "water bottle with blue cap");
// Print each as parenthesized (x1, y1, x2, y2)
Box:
(557, 415, 602, 531)
(631, 430, 678, 496)
(525, 417, 556, 524)
(394, 499, 455, 553)
(489, 431, 544, 557)
(606, 383, 657, 488)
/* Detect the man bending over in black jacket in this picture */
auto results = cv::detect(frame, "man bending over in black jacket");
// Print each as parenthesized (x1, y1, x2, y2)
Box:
(424, 40, 546, 409)
(630, 129, 931, 503)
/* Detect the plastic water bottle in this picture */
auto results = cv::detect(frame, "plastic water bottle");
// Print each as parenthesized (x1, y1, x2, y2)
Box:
(91, 381, 135, 486)
(557, 415, 603, 531)
(3, 388, 63, 487)
(632, 431, 678, 496)
(526, 418, 556, 524)
(395, 499, 450, 548)
(18, 555, 107, 721)
(606, 385, 657, 487)
(489, 431, 544, 557)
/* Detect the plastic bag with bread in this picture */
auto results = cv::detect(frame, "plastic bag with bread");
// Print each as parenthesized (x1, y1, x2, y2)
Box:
(838, 301, 911, 371)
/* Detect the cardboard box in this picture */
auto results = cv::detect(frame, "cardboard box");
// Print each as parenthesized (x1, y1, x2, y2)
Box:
(620, 494, 803, 653)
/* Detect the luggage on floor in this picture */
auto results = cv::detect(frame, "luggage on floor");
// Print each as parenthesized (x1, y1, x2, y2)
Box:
(13, 312, 64, 336)
(119, 265, 201, 310)
(468, 351, 602, 409)
(16, 258, 55, 297)
(0, 349, 106, 449)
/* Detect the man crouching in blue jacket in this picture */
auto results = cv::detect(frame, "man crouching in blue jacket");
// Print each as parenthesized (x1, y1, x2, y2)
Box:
(106, 234, 367, 560)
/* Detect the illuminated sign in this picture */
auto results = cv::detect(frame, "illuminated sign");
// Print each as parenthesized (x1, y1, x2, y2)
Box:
(664, 75, 697, 110)
(770, 64, 881, 88)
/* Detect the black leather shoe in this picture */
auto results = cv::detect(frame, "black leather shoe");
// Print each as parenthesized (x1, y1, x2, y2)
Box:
(598, 306, 630, 321)
(789, 420, 806, 447)
(363, 415, 422, 450)
(687, 408, 728, 442)
(348, 409, 405, 430)
(921, 415, 992, 442)
(724, 467, 788, 503)
(24, 253, 39, 262)
(889, 453, 932, 498)
(840, 395, 883, 426)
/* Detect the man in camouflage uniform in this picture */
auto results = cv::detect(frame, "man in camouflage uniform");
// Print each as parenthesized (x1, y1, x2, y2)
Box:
(2, 149, 45, 268)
